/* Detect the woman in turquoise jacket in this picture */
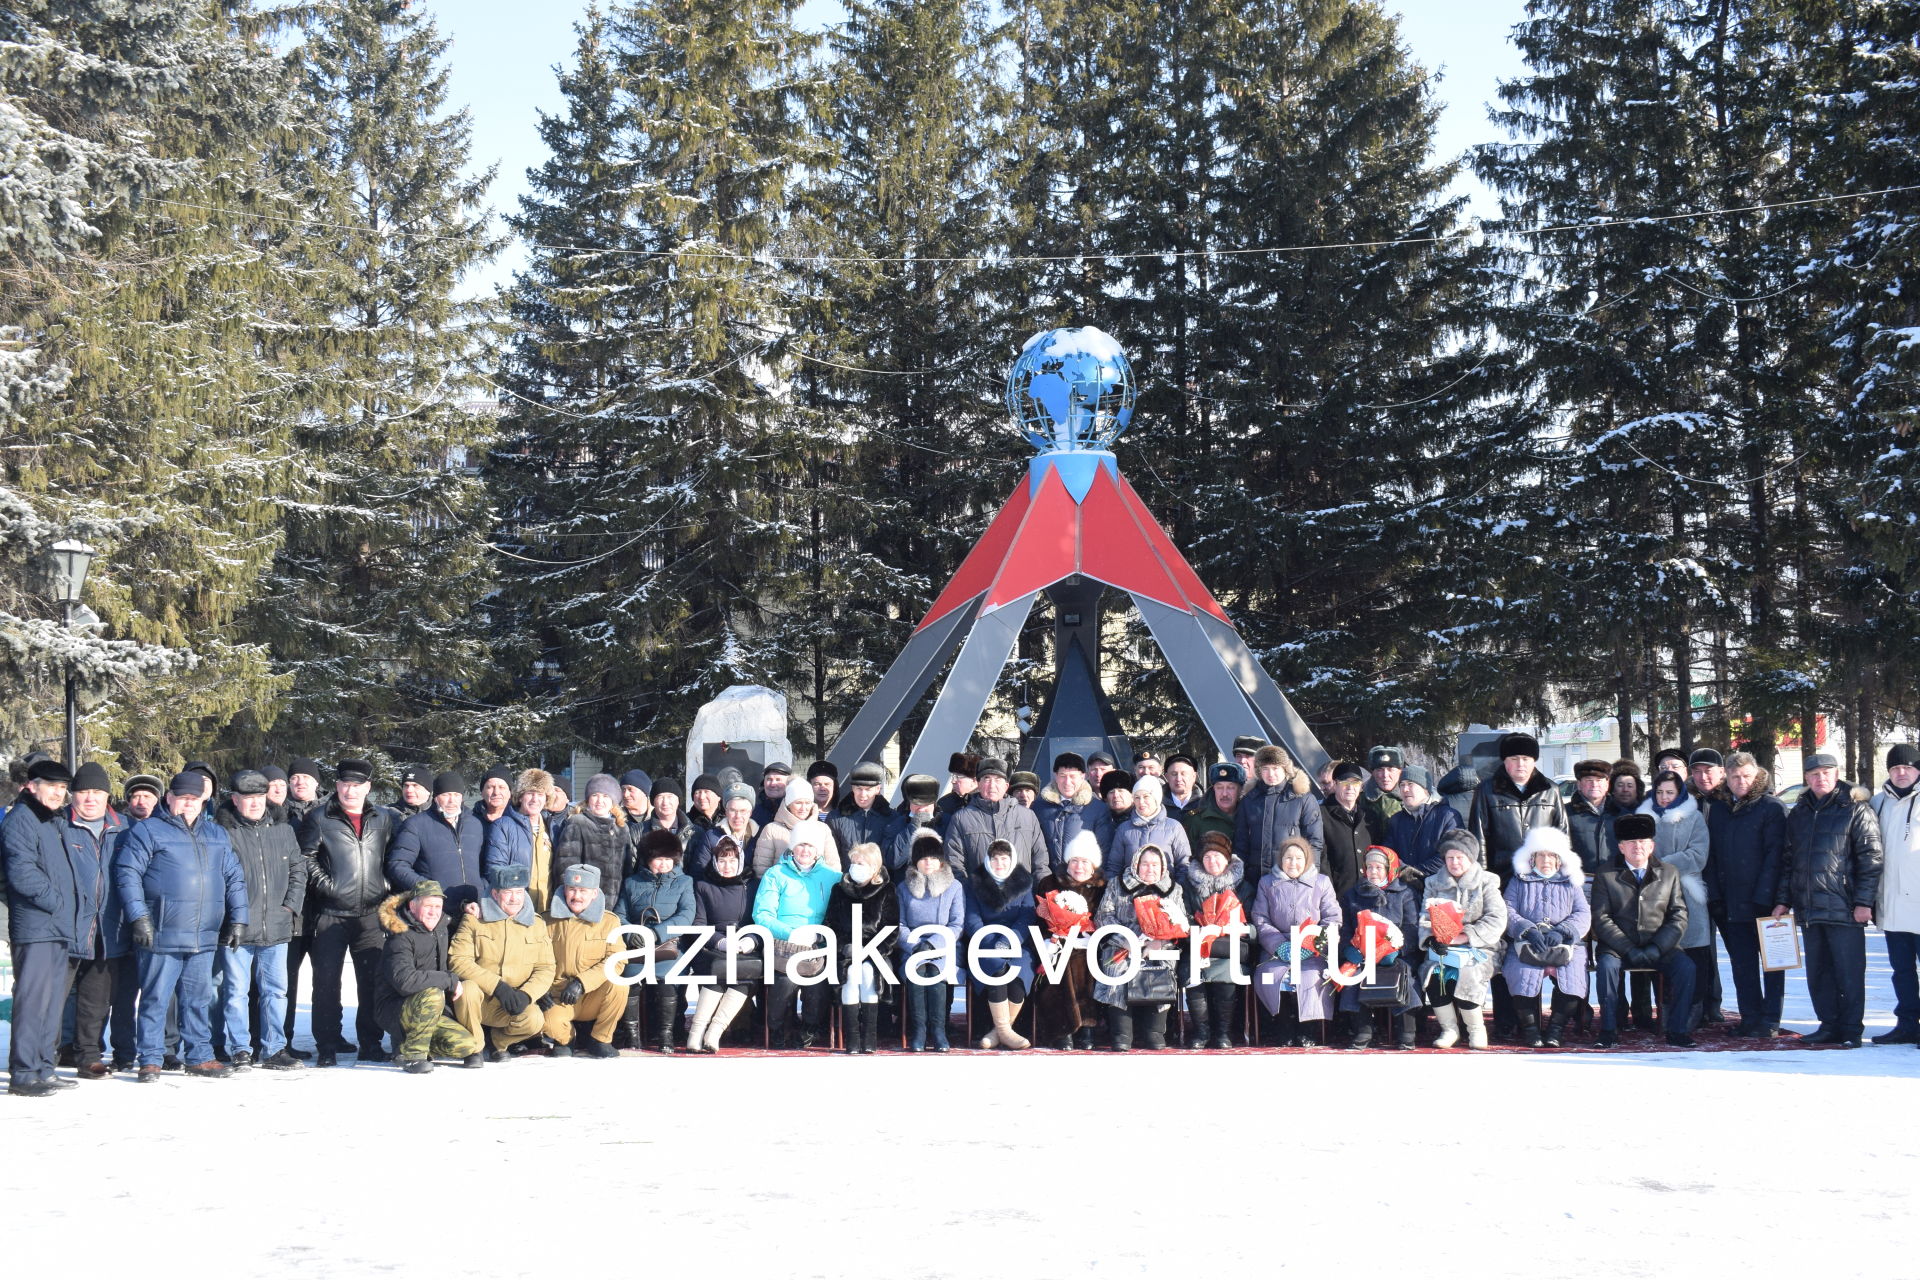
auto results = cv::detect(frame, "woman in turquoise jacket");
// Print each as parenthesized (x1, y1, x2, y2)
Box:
(616, 828, 697, 1051)
(751, 818, 839, 1048)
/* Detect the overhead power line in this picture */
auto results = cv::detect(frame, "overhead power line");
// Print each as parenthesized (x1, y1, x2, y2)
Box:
(133, 181, 1920, 268)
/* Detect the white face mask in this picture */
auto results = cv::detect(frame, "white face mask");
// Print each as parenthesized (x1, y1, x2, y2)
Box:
(847, 862, 874, 885)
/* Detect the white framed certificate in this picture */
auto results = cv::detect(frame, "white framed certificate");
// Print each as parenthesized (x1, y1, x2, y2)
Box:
(1757, 914, 1803, 972)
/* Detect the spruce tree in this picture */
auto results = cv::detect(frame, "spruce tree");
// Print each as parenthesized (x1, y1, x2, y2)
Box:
(496, 0, 827, 768)
(1, 0, 323, 770)
(232, 0, 506, 770)
(1797, 0, 1920, 782)
(781, 0, 1014, 756)
(1466, 0, 1811, 763)
(1003, 0, 1497, 757)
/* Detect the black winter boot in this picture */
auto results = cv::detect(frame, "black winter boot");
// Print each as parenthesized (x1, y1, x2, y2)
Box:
(1629, 972, 1656, 1031)
(1544, 993, 1580, 1048)
(1516, 1002, 1544, 1048)
(1392, 1011, 1419, 1050)
(1274, 993, 1302, 1048)
(862, 1002, 883, 1054)
(1141, 1006, 1169, 1050)
(1344, 1011, 1375, 1050)
(1107, 1007, 1134, 1051)
(618, 991, 643, 1052)
(1208, 984, 1236, 1049)
(1185, 986, 1211, 1049)
(653, 990, 679, 1054)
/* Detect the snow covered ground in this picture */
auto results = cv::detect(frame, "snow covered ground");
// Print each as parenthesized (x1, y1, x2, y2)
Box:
(4, 938, 1919, 1278)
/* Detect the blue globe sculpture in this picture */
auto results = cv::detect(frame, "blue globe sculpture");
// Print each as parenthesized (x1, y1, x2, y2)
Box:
(1006, 326, 1135, 453)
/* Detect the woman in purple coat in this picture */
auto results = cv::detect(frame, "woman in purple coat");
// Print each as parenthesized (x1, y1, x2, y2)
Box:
(1502, 827, 1591, 1048)
(1251, 836, 1343, 1046)
(896, 829, 964, 1051)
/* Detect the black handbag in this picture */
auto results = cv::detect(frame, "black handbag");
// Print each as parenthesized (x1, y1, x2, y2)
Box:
(1357, 960, 1405, 1007)
(1128, 962, 1179, 1006)
(1095, 934, 1179, 1004)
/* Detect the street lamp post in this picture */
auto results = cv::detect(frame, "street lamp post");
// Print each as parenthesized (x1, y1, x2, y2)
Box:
(46, 539, 96, 766)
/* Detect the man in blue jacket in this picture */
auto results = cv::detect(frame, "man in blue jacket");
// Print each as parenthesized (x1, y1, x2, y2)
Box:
(388, 772, 486, 916)
(115, 772, 249, 1082)
(3, 758, 80, 1096)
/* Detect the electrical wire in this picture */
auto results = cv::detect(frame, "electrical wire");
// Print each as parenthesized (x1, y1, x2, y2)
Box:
(133, 181, 1920, 267)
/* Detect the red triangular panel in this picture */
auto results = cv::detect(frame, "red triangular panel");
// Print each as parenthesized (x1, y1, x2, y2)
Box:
(1078, 466, 1188, 611)
(1114, 473, 1231, 623)
(917, 458, 1234, 633)
(983, 466, 1081, 612)
(917, 478, 1033, 632)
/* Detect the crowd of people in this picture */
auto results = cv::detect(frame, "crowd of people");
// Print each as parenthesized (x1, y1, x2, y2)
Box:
(3, 729, 1915, 1094)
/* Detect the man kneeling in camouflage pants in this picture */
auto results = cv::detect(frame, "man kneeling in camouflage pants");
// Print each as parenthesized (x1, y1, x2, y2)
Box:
(542, 864, 625, 1057)
(452, 864, 555, 1061)
(373, 881, 481, 1074)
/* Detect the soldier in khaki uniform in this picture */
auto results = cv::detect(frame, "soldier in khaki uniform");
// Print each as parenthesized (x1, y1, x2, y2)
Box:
(541, 863, 625, 1057)
(451, 864, 555, 1060)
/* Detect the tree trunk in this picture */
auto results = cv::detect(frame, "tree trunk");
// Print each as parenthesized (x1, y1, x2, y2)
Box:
(1616, 657, 1634, 763)
(1675, 627, 1694, 757)
(1644, 633, 1662, 754)
(1856, 683, 1875, 790)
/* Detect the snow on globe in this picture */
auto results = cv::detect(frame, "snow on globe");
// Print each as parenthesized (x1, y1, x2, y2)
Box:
(1006, 326, 1135, 453)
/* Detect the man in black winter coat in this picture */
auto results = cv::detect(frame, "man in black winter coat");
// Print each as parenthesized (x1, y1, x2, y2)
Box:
(1317, 761, 1371, 897)
(299, 757, 394, 1066)
(749, 762, 790, 829)
(828, 761, 895, 854)
(373, 881, 481, 1073)
(1772, 754, 1884, 1048)
(277, 756, 325, 1058)
(1706, 752, 1787, 1037)
(944, 760, 1048, 879)
(1591, 812, 1696, 1049)
(1564, 759, 1616, 877)
(212, 772, 307, 1069)
(387, 767, 432, 826)
(885, 774, 945, 871)
(1467, 733, 1569, 887)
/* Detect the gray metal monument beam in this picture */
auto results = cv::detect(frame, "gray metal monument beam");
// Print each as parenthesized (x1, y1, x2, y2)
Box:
(890, 593, 1038, 803)
(1130, 595, 1267, 760)
(825, 598, 980, 774)
(1193, 611, 1332, 776)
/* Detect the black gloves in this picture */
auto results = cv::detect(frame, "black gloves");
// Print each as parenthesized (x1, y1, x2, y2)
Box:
(219, 923, 245, 949)
(492, 983, 531, 1016)
(557, 977, 585, 1006)
(536, 994, 554, 1012)
(1425, 936, 1450, 956)
(130, 917, 156, 951)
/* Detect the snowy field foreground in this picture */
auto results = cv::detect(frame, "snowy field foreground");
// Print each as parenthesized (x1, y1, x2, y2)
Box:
(4, 945, 1920, 1278)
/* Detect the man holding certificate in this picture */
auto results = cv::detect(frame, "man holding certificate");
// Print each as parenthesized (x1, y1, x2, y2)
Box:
(1871, 746, 1920, 1045)
(1773, 754, 1884, 1049)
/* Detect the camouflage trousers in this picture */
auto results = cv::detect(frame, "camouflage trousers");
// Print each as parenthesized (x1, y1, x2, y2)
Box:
(398, 989, 482, 1062)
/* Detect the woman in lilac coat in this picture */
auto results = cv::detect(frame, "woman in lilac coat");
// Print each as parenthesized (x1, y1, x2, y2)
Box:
(1502, 827, 1591, 1049)
(1251, 836, 1343, 1046)
(896, 829, 964, 1051)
